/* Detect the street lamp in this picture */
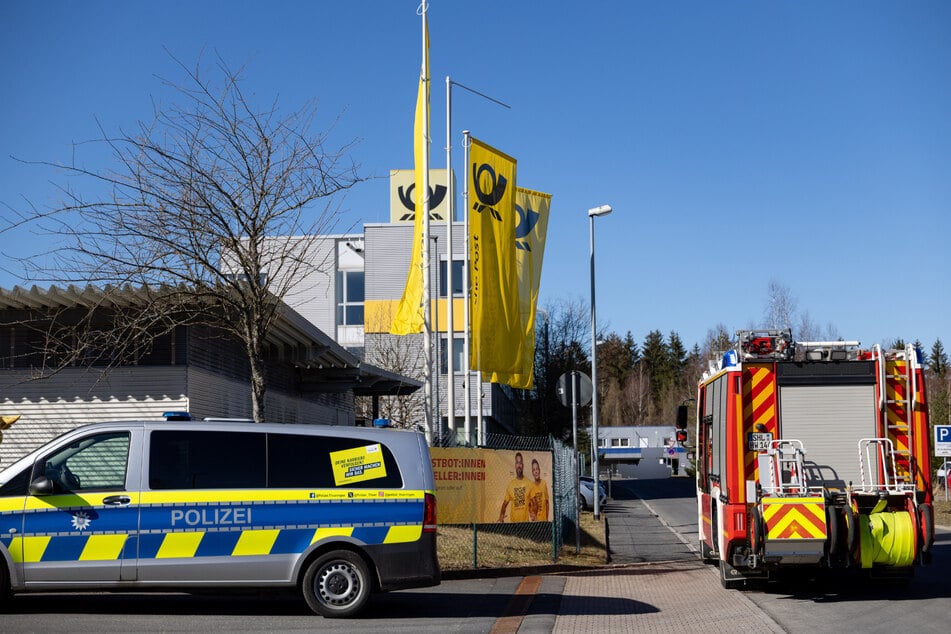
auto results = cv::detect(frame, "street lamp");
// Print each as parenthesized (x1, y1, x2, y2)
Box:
(588, 204, 612, 519)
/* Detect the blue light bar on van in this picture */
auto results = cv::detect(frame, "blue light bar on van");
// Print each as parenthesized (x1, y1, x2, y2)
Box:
(162, 411, 192, 421)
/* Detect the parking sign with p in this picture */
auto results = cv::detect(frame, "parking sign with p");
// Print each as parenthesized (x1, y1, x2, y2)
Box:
(935, 425, 951, 457)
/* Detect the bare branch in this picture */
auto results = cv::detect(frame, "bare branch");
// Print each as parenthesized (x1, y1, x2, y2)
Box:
(3, 53, 364, 421)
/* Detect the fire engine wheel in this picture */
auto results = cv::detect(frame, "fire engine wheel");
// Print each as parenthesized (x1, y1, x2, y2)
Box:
(844, 506, 858, 557)
(302, 550, 372, 618)
(826, 508, 841, 557)
(919, 504, 934, 554)
(749, 507, 765, 559)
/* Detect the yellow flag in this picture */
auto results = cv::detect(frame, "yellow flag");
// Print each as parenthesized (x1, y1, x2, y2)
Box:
(489, 188, 551, 389)
(469, 138, 520, 375)
(390, 12, 429, 335)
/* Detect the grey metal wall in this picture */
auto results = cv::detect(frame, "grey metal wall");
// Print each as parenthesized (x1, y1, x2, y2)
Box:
(0, 366, 188, 465)
(260, 234, 356, 336)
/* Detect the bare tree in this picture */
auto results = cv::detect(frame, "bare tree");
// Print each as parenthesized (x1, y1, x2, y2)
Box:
(763, 279, 797, 331)
(3, 52, 362, 421)
(361, 306, 427, 431)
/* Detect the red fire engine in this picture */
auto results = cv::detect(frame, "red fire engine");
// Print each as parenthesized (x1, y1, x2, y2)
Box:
(694, 330, 934, 588)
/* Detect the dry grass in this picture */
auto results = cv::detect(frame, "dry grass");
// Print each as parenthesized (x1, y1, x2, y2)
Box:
(437, 511, 606, 571)
(934, 495, 951, 526)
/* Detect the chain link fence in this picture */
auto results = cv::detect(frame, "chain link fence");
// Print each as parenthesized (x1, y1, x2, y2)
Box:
(435, 434, 580, 571)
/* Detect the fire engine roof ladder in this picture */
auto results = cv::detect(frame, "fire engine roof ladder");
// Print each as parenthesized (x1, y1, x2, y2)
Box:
(882, 344, 916, 490)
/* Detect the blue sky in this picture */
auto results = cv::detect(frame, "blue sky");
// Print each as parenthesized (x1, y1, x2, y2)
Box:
(2, 1, 949, 352)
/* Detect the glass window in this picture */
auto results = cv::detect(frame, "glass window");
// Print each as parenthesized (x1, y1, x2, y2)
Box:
(267, 434, 403, 488)
(37, 432, 130, 493)
(439, 259, 464, 297)
(149, 430, 266, 490)
(439, 336, 465, 374)
(336, 270, 365, 326)
(345, 304, 364, 324)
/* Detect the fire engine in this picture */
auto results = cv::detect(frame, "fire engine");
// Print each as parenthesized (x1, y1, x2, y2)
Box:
(693, 330, 934, 588)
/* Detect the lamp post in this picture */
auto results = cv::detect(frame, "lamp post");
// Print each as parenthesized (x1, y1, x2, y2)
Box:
(588, 204, 612, 519)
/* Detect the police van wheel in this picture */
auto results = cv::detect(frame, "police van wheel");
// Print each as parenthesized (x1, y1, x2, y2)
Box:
(303, 550, 372, 618)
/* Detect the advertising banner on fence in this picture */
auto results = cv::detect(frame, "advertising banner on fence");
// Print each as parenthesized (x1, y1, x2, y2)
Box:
(431, 447, 552, 524)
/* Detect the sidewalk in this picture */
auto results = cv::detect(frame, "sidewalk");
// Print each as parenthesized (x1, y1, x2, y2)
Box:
(548, 494, 783, 633)
(551, 560, 783, 633)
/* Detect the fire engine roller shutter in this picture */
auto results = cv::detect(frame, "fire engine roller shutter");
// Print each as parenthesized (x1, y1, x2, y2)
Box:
(777, 361, 877, 490)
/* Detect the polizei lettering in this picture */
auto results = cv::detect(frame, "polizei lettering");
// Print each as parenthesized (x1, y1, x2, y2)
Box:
(170, 507, 252, 527)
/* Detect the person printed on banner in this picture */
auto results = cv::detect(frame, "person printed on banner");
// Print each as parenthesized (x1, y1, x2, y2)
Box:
(527, 458, 550, 521)
(498, 451, 529, 522)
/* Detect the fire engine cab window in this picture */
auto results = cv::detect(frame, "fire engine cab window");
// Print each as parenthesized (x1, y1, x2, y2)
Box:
(37, 432, 130, 492)
(149, 430, 266, 490)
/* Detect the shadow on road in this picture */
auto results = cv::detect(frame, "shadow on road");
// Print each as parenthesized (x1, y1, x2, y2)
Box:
(605, 476, 695, 500)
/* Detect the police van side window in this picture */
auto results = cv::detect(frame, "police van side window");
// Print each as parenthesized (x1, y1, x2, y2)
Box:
(267, 434, 403, 488)
(36, 432, 131, 493)
(149, 430, 266, 490)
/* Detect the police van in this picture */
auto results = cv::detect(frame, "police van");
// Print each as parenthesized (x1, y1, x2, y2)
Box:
(0, 419, 440, 617)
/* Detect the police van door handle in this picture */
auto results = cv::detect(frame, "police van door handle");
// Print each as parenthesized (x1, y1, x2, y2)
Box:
(102, 495, 131, 506)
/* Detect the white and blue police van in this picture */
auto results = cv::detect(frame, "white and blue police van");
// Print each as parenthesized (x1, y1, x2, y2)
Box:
(0, 417, 440, 617)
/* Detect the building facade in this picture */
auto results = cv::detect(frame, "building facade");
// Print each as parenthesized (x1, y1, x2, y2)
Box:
(0, 285, 418, 465)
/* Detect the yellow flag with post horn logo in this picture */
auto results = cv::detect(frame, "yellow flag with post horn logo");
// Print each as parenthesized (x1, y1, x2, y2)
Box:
(469, 137, 521, 376)
(489, 188, 551, 389)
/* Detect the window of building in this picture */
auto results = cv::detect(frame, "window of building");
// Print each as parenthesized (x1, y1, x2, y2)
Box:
(439, 335, 465, 374)
(336, 270, 365, 326)
(439, 259, 464, 297)
(610, 438, 630, 447)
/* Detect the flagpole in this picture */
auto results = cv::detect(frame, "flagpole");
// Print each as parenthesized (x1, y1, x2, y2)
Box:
(462, 130, 472, 445)
(444, 75, 456, 445)
(419, 2, 433, 444)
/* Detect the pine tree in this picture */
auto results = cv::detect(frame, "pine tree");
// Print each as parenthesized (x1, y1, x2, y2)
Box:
(930, 339, 948, 378)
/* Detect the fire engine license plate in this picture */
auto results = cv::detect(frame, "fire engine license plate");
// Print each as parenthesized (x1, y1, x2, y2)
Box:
(748, 432, 772, 451)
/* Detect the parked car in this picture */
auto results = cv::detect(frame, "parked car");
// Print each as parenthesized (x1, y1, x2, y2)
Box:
(579, 476, 607, 511)
(937, 461, 950, 480)
(0, 419, 440, 618)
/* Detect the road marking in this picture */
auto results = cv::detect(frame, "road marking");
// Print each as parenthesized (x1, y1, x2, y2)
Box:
(491, 575, 542, 634)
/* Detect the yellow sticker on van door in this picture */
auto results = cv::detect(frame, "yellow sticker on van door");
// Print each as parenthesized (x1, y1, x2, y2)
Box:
(330, 444, 387, 486)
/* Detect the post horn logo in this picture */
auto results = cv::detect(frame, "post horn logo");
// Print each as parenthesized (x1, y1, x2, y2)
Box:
(472, 163, 507, 221)
(397, 183, 447, 221)
(515, 203, 540, 251)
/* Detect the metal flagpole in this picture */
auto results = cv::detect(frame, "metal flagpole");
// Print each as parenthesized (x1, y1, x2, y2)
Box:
(462, 130, 472, 445)
(445, 76, 456, 445)
(419, 2, 432, 443)
(431, 235, 439, 444)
